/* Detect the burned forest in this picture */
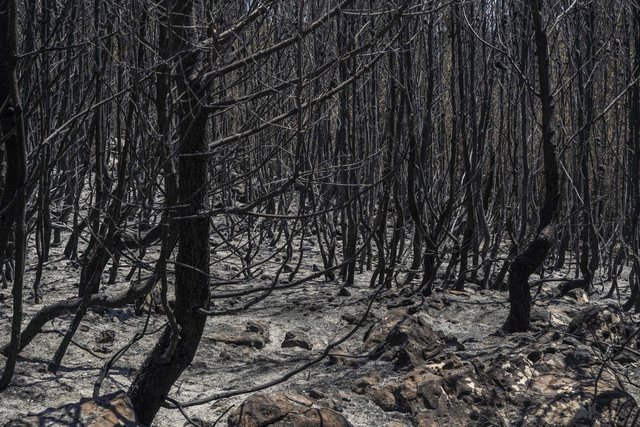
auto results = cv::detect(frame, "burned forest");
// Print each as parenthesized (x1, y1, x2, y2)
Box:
(1, 0, 640, 425)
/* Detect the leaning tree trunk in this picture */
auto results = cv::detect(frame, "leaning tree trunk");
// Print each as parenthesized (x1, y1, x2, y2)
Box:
(503, 0, 560, 332)
(127, 0, 211, 423)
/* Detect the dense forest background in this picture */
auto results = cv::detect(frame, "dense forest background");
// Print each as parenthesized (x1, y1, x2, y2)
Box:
(1, 0, 640, 425)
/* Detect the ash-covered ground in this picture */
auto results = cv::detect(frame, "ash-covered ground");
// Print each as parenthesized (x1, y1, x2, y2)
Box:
(1, 233, 639, 426)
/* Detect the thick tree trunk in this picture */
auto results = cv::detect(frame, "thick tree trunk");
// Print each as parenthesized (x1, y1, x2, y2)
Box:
(504, 0, 560, 332)
(128, 0, 211, 423)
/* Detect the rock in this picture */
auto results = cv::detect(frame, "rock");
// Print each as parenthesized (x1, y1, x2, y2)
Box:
(392, 382, 420, 413)
(286, 392, 315, 407)
(527, 350, 543, 363)
(94, 344, 113, 354)
(466, 408, 505, 426)
(328, 347, 366, 368)
(442, 371, 476, 399)
(361, 309, 442, 370)
(369, 388, 397, 412)
(227, 393, 352, 427)
(96, 329, 116, 344)
(365, 361, 494, 423)
(485, 353, 533, 397)
(5, 391, 137, 426)
(427, 297, 445, 311)
(341, 313, 360, 324)
(442, 357, 464, 370)
(352, 372, 382, 394)
(548, 306, 576, 328)
(337, 287, 351, 297)
(566, 288, 589, 304)
(529, 374, 575, 397)
(328, 398, 345, 412)
(281, 331, 312, 350)
(209, 321, 270, 349)
(417, 379, 443, 410)
(308, 389, 326, 399)
(219, 350, 233, 360)
(444, 335, 464, 351)
(530, 308, 552, 330)
(559, 279, 588, 297)
(246, 320, 268, 336)
(336, 391, 351, 402)
(564, 345, 593, 366)
(567, 305, 625, 351)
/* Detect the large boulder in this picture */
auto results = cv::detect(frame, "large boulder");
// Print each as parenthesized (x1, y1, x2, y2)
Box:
(567, 305, 625, 350)
(361, 309, 443, 370)
(227, 393, 351, 427)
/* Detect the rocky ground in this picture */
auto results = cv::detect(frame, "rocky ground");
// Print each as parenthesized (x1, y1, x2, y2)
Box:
(1, 234, 639, 426)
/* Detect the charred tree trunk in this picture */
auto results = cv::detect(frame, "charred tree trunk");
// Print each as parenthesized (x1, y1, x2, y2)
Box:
(128, 0, 211, 423)
(504, 0, 560, 332)
(0, 0, 28, 390)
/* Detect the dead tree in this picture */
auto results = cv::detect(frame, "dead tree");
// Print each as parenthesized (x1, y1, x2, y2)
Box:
(128, 0, 212, 421)
(0, 0, 28, 390)
(503, 0, 560, 332)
